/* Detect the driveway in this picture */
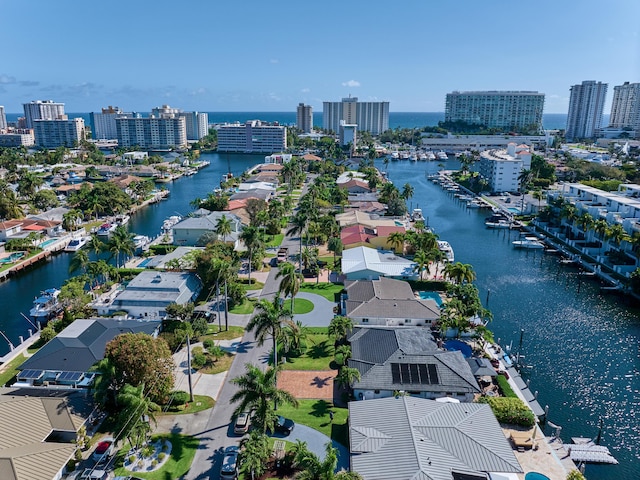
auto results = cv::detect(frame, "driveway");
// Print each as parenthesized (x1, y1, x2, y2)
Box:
(295, 292, 336, 327)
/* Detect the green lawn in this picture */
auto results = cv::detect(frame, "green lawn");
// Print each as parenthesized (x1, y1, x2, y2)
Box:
(275, 399, 349, 446)
(112, 433, 198, 479)
(319, 255, 340, 270)
(161, 394, 215, 414)
(240, 278, 264, 291)
(281, 334, 335, 371)
(0, 354, 25, 386)
(299, 283, 343, 302)
(265, 233, 284, 247)
(205, 325, 245, 340)
(229, 298, 256, 314)
(283, 298, 314, 314)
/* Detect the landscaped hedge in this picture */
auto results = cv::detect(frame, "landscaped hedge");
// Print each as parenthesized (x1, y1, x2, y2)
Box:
(477, 396, 536, 427)
(496, 374, 517, 397)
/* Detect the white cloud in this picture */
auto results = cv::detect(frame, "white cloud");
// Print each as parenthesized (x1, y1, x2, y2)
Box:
(190, 87, 207, 96)
(0, 74, 16, 84)
(342, 80, 361, 87)
(301, 88, 310, 93)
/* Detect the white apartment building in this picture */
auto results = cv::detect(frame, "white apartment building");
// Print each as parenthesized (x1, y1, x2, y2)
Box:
(0, 132, 35, 147)
(296, 103, 313, 133)
(339, 120, 357, 147)
(90, 106, 137, 140)
(23, 100, 65, 128)
(0, 106, 6, 130)
(217, 120, 287, 153)
(181, 111, 209, 141)
(444, 91, 545, 132)
(34, 118, 85, 148)
(609, 82, 640, 133)
(477, 142, 532, 193)
(566, 81, 608, 141)
(116, 116, 187, 149)
(323, 97, 389, 135)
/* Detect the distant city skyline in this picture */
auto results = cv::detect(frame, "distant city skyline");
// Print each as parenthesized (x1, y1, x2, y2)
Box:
(1, 0, 638, 114)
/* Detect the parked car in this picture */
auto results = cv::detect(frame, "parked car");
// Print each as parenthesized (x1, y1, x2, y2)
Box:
(273, 415, 295, 435)
(233, 412, 250, 435)
(91, 436, 114, 463)
(220, 446, 239, 479)
(77, 468, 108, 480)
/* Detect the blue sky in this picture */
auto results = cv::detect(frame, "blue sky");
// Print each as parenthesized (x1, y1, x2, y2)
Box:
(1, 0, 639, 114)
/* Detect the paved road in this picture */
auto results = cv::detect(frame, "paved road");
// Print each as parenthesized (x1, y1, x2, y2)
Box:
(182, 177, 334, 479)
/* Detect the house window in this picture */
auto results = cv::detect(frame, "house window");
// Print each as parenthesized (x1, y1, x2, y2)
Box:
(362, 318, 369, 323)
(374, 390, 380, 394)
(405, 319, 411, 324)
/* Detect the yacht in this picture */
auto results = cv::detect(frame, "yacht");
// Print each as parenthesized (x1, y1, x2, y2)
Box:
(133, 235, 150, 253)
(162, 215, 182, 233)
(411, 208, 425, 222)
(390, 151, 399, 161)
(114, 214, 130, 226)
(64, 236, 89, 252)
(418, 152, 428, 161)
(426, 151, 437, 161)
(30, 288, 63, 320)
(96, 222, 116, 237)
(437, 240, 455, 263)
(437, 151, 449, 160)
(512, 236, 545, 249)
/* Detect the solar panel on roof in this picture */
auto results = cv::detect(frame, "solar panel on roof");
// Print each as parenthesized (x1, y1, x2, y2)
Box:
(57, 371, 83, 382)
(399, 364, 410, 384)
(391, 363, 401, 384)
(418, 364, 429, 384)
(19, 369, 43, 380)
(409, 364, 420, 384)
(428, 364, 439, 384)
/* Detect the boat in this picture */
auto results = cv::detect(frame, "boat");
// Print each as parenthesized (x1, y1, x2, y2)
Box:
(96, 223, 116, 237)
(114, 214, 130, 226)
(64, 236, 89, 252)
(437, 151, 448, 160)
(133, 234, 150, 253)
(437, 240, 455, 263)
(30, 288, 63, 320)
(466, 199, 483, 209)
(390, 151, 399, 161)
(418, 152, 427, 161)
(411, 208, 425, 222)
(485, 219, 512, 229)
(399, 151, 410, 161)
(426, 151, 436, 161)
(512, 236, 545, 249)
(162, 215, 182, 233)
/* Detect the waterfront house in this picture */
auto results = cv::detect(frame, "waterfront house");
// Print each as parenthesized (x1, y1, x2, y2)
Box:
(0, 388, 92, 480)
(341, 246, 419, 281)
(340, 224, 406, 250)
(338, 178, 372, 194)
(341, 277, 440, 326)
(335, 210, 399, 229)
(348, 327, 479, 401)
(0, 220, 23, 241)
(16, 318, 161, 389)
(172, 211, 243, 248)
(348, 396, 522, 480)
(96, 271, 202, 318)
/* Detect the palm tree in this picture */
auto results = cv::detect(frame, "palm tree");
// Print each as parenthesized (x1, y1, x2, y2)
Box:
(279, 319, 308, 356)
(62, 209, 82, 232)
(413, 250, 430, 281)
(69, 249, 90, 274)
(387, 231, 405, 254)
(293, 441, 339, 480)
(335, 366, 361, 390)
(239, 225, 264, 285)
(328, 316, 353, 346)
(532, 189, 544, 211)
(108, 225, 135, 267)
(240, 431, 270, 480)
(439, 299, 471, 339)
(276, 261, 302, 315)
(428, 248, 446, 279)
(115, 383, 159, 448)
(247, 298, 290, 369)
(605, 223, 630, 251)
(288, 212, 308, 274)
(401, 183, 415, 201)
(230, 364, 298, 432)
(87, 234, 105, 259)
(443, 262, 476, 284)
(327, 236, 343, 269)
(215, 214, 233, 243)
(335, 344, 351, 367)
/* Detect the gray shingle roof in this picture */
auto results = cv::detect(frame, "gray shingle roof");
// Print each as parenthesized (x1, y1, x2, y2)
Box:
(348, 327, 480, 395)
(20, 318, 161, 373)
(349, 396, 522, 480)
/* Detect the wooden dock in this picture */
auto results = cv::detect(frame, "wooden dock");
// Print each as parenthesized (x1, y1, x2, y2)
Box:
(566, 438, 618, 464)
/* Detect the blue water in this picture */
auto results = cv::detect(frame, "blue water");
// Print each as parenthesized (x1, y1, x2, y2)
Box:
(418, 291, 444, 307)
(39, 239, 58, 248)
(525, 473, 550, 480)
(5, 112, 576, 131)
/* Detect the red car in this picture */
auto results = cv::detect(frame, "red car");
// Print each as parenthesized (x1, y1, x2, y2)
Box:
(92, 437, 114, 463)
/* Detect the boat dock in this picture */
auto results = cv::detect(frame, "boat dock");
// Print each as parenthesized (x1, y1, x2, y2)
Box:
(566, 438, 618, 464)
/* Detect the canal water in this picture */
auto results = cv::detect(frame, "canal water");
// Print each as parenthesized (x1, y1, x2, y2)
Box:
(1, 153, 638, 478)
(0, 152, 261, 354)
(379, 159, 640, 480)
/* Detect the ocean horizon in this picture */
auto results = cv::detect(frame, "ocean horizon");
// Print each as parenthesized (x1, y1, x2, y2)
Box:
(5, 111, 583, 132)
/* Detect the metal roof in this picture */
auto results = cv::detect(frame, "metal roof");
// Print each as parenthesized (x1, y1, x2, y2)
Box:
(349, 397, 522, 480)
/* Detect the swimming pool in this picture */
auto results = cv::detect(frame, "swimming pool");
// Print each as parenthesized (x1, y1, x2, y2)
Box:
(0, 251, 25, 264)
(444, 339, 473, 358)
(525, 473, 550, 480)
(138, 258, 153, 267)
(418, 291, 444, 307)
(507, 207, 521, 214)
(39, 238, 58, 248)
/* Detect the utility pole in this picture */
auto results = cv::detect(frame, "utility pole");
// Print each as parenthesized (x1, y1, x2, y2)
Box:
(186, 334, 194, 402)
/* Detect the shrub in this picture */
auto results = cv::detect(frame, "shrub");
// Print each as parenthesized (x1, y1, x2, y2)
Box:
(191, 346, 207, 369)
(158, 452, 166, 461)
(203, 339, 214, 350)
(477, 397, 536, 427)
(171, 390, 190, 406)
(151, 459, 158, 467)
(128, 455, 136, 464)
(496, 374, 517, 397)
(141, 445, 155, 458)
(566, 471, 586, 480)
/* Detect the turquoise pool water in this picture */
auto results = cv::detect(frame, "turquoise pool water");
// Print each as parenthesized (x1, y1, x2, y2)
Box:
(418, 291, 443, 306)
(525, 473, 550, 480)
(507, 207, 521, 214)
(138, 258, 152, 267)
(39, 238, 58, 248)
(0, 252, 25, 264)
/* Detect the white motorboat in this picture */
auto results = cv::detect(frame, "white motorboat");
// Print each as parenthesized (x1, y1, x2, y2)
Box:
(426, 152, 437, 161)
(133, 235, 150, 253)
(114, 214, 130, 226)
(437, 240, 455, 263)
(411, 208, 425, 222)
(162, 215, 182, 233)
(512, 236, 545, 249)
(390, 151, 399, 161)
(30, 288, 63, 320)
(64, 236, 89, 252)
(485, 220, 512, 229)
(437, 151, 449, 160)
(96, 222, 116, 237)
